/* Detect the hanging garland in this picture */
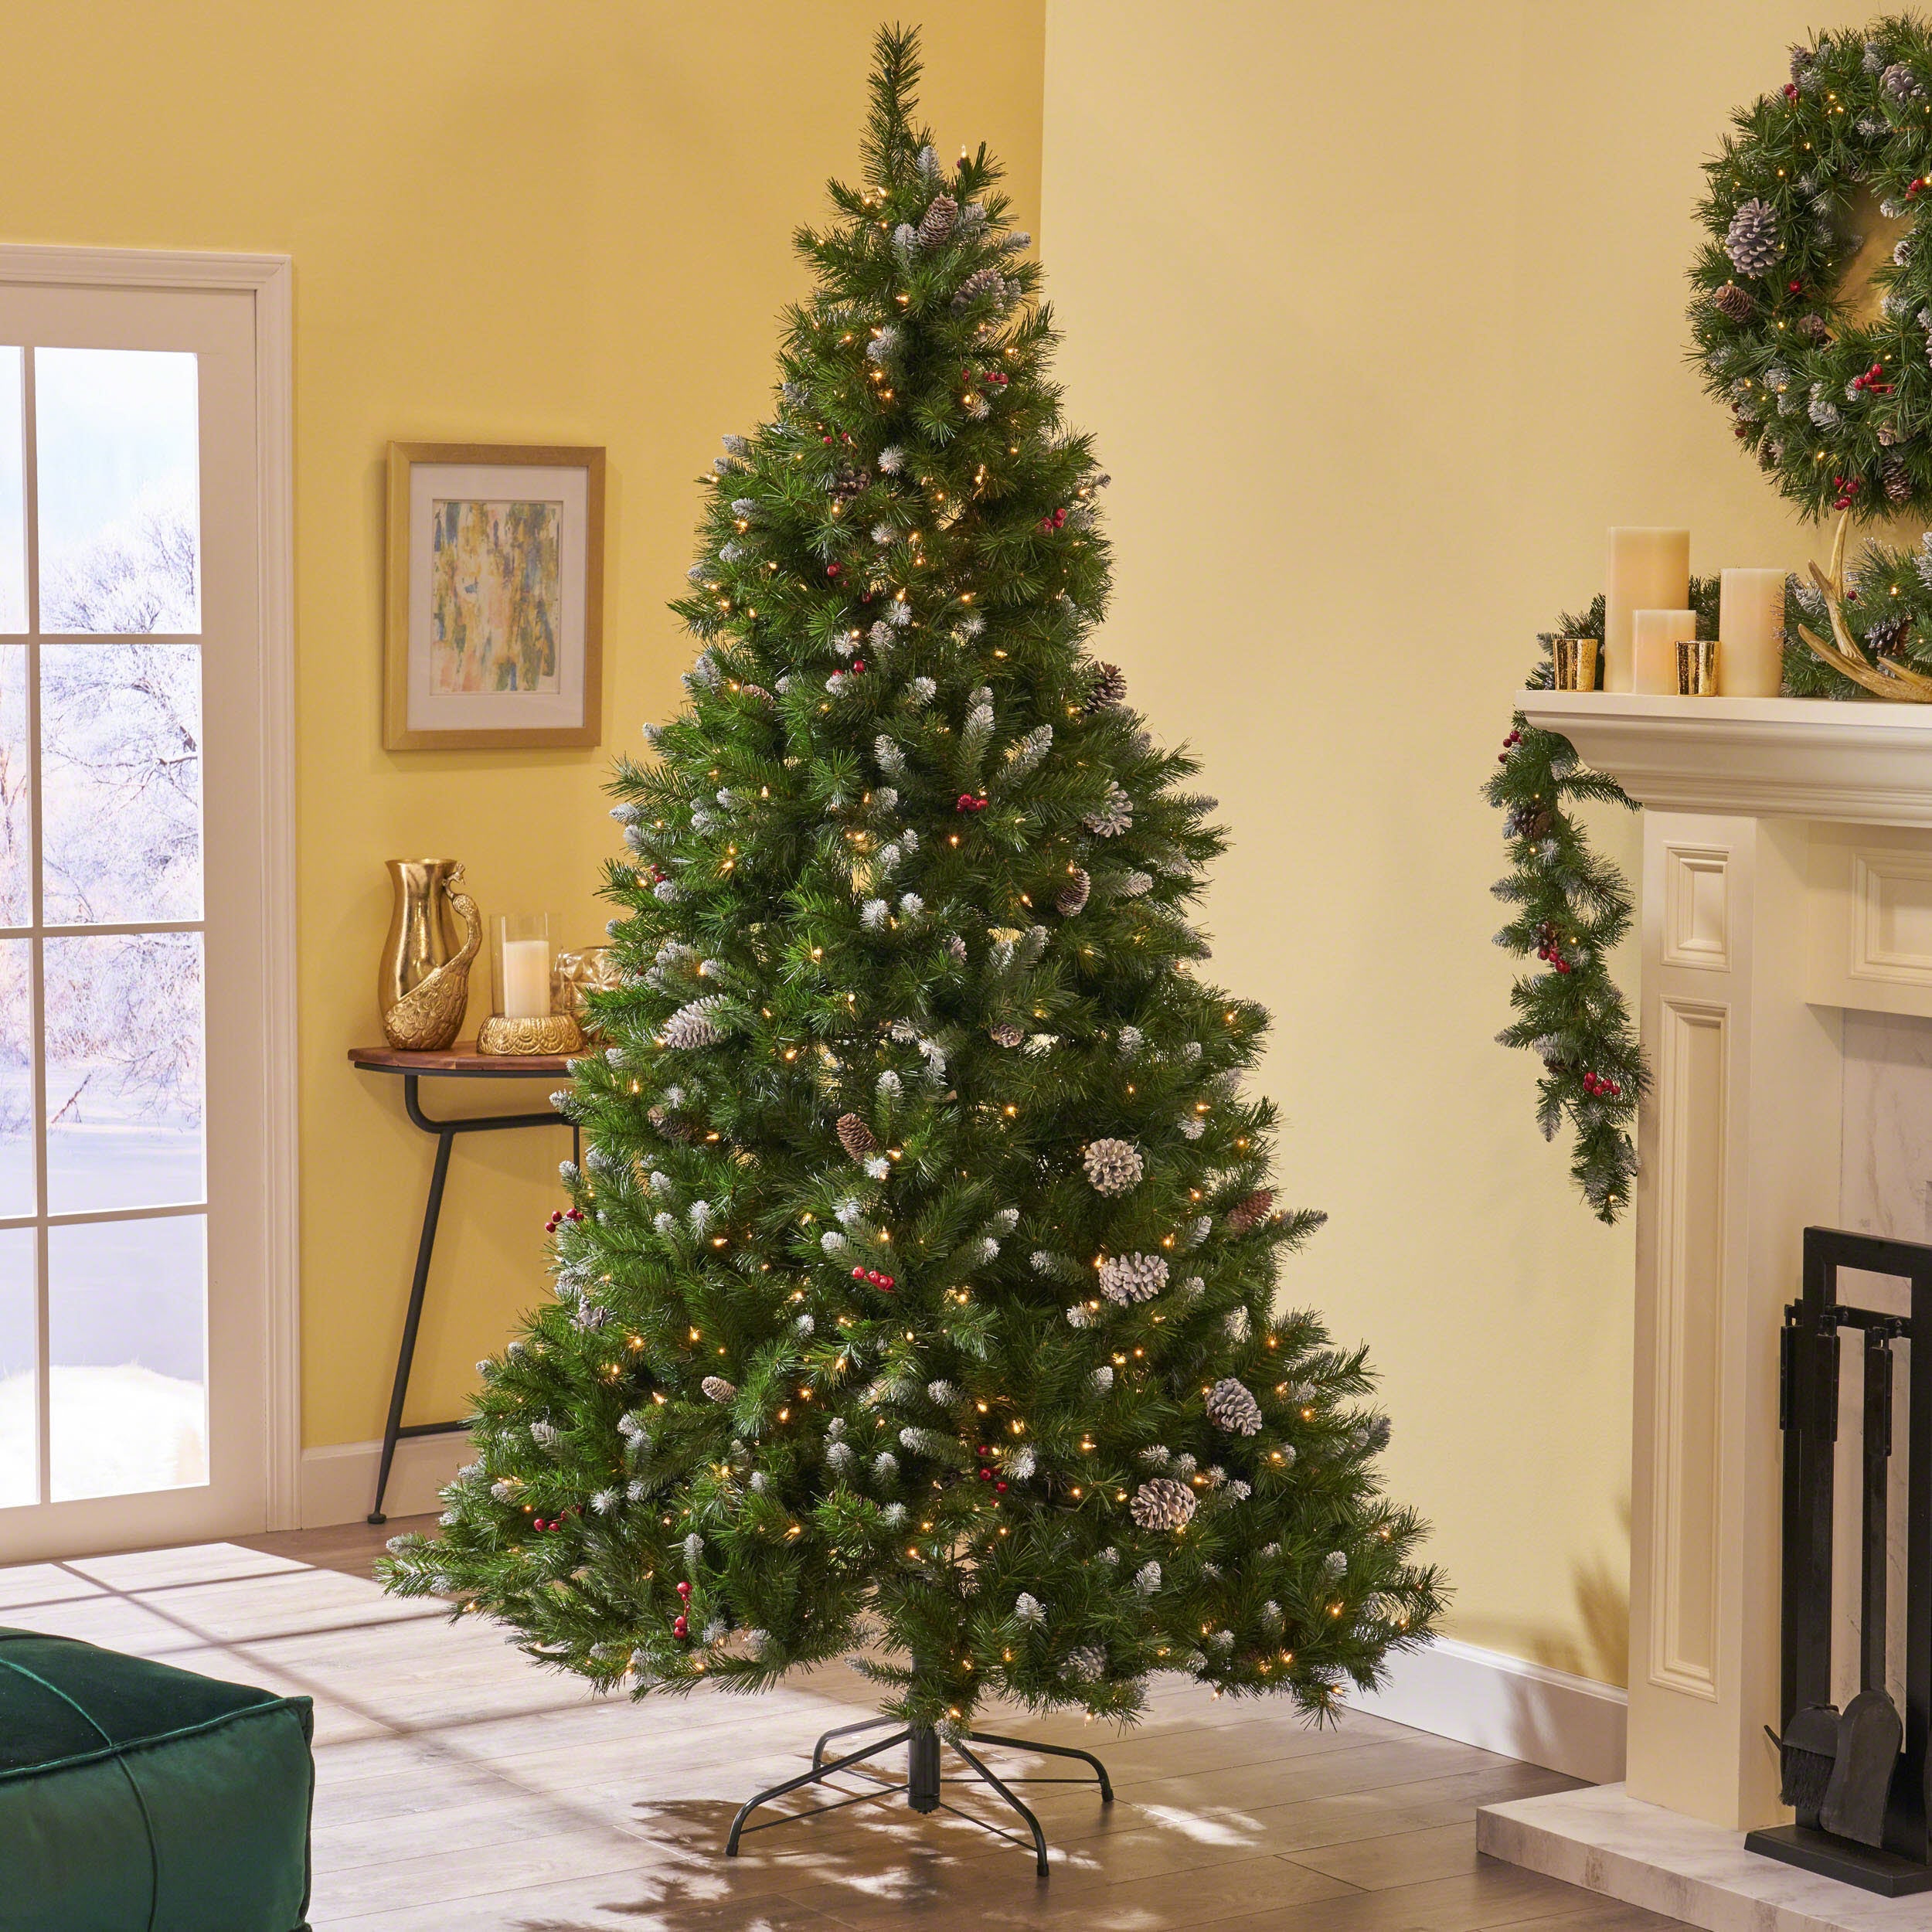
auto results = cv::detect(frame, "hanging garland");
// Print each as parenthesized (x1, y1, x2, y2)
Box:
(1692, 17, 1932, 521)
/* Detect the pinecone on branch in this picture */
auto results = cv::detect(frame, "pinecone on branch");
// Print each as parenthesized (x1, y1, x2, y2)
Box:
(1724, 198, 1781, 279)
(1083, 661, 1128, 712)
(1084, 784, 1132, 838)
(662, 996, 727, 1049)
(835, 1113, 879, 1161)
(1224, 1189, 1274, 1233)
(1056, 867, 1091, 916)
(1129, 1477, 1198, 1531)
(1867, 611, 1912, 659)
(1206, 1378, 1263, 1436)
(829, 466, 871, 501)
(988, 1022, 1023, 1048)
(1100, 1251, 1168, 1304)
(1711, 281, 1753, 323)
(1883, 456, 1914, 505)
(701, 1376, 736, 1403)
(1796, 313, 1832, 344)
(916, 193, 957, 250)
(1082, 1138, 1144, 1196)
(951, 265, 1008, 311)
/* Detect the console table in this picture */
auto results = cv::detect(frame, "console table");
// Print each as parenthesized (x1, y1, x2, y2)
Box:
(349, 1045, 580, 1523)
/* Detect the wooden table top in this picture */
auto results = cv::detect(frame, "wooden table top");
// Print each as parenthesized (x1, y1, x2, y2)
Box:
(349, 1043, 578, 1077)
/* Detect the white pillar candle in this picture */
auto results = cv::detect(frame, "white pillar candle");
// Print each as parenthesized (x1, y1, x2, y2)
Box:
(1716, 567, 1787, 698)
(501, 938, 552, 1019)
(1631, 608, 1698, 695)
(1605, 528, 1690, 693)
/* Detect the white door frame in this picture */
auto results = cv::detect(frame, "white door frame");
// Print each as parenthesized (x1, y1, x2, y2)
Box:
(0, 245, 298, 1532)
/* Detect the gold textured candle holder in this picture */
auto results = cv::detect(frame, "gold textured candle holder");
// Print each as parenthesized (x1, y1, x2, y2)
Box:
(477, 1012, 584, 1056)
(1553, 637, 1600, 692)
(1676, 638, 1719, 696)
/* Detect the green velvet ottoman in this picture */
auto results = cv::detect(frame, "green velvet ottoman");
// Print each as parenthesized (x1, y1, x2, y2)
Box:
(0, 1626, 314, 1932)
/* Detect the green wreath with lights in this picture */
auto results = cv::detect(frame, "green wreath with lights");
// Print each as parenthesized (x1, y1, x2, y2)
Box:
(1693, 15, 1932, 520)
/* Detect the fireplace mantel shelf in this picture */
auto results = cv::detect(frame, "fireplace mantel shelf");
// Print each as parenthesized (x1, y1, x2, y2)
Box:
(1519, 689, 1932, 827)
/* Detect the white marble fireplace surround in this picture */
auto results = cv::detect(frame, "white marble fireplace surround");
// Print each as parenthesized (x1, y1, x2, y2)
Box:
(1478, 692, 1932, 1932)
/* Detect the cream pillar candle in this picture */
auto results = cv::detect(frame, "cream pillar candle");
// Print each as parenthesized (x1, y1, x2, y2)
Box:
(1717, 566, 1787, 697)
(500, 939, 552, 1018)
(1605, 528, 1690, 692)
(1631, 608, 1698, 695)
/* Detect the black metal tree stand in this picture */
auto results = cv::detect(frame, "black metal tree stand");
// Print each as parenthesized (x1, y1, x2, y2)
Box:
(724, 1714, 1114, 1875)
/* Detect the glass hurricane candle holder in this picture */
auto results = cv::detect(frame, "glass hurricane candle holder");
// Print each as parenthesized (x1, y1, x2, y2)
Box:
(478, 912, 583, 1054)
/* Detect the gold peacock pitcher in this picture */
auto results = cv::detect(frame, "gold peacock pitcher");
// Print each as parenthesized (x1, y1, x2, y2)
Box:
(379, 859, 481, 1051)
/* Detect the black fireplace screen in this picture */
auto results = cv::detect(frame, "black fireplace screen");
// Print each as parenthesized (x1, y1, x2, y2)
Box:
(1748, 1226, 1932, 1897)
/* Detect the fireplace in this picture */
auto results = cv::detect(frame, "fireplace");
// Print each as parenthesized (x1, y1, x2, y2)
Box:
(1471, 692, 1932, 1930)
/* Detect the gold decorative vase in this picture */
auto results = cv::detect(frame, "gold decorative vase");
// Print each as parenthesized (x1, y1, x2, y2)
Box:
(477, 1012, 584, 1056)
(379, 859, 481, 1051)
(553, 945, 622, 1039)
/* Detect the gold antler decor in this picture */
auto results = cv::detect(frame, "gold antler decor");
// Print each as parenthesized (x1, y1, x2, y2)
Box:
(1796, 511, 1932, 702)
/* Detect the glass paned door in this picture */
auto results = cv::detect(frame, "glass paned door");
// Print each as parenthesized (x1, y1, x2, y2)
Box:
(0, 273, 277, 1560)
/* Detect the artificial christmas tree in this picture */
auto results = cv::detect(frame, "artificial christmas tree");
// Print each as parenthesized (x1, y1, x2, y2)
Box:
(380, 22, 1442, 1855)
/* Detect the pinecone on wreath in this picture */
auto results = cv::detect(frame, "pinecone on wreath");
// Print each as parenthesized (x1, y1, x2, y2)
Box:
(1712, 280, 1753, 323)
(1867, 611, 1912, 659)
(1883, 456, 1913, 505)
(1725, 198, 1781, 278)
(1796, 313, 1833, 344)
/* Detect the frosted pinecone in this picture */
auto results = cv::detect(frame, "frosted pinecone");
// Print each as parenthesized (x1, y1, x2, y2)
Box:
(836, 1113, 879, 1160)
(1134, 1561, 1162, 1594)
(1723, 198, 1780, 278)
(951, 265, 1009, 311)
(1056, 867, 1091, 916)
(1884, 456, 1913, 505)
(892, 222, 917, 265)
(701, 1376, 736, 1403)
(1129, 1477, 1198, 1531)
(1206, 1377, 1264, 1436)
(1091, 1365, 1114, 1392)
(916, 193, 957, 249)
(1085, 784, 1133, 838)
(1012, 1591, 1046, 1626)
(1322, 1549, 1349, 1580)
(1100, 1251, 1168, 1304)
(1083, 661, 1128, 712)
(989, 1021, 1023, 1048)
(662, 995, 727, 1049)
(916, 142, 940, 179)
(1886, 60, 1929, 104)
(1061, 1645, 1108, 1680)
(1083, 1138, 1144, 1195)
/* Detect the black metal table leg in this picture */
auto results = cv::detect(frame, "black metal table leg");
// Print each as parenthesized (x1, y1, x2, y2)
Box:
(366, 1070, 578, 1525)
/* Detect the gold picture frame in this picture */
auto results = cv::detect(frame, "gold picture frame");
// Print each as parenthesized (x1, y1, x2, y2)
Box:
(384, 441, 605, 750)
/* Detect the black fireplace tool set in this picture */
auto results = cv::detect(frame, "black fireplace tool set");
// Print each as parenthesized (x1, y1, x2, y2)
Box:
(1750, 1227, 1932, 1896)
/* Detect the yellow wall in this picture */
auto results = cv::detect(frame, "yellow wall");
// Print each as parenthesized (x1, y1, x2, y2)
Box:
(0, 2, 1044, 1453)
(1043, 0, 1846, 1684)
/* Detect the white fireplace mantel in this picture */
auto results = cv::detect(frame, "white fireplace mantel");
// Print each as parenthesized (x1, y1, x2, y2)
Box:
(1485, 690, 1932, 1929)
(1521, 689, 1932, 826)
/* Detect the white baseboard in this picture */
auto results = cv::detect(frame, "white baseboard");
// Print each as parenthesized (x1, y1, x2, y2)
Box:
(298, 1434, 471, 1528)
(1349, 1635, 1628, 1785)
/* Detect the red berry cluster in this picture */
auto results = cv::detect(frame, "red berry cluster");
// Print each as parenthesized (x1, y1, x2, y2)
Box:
(531, 1504, 580, 1533)
(1833, 472, 1864, 511)
(963, 364, 1009, 390)
(1498, 728, 1522, 765)
(1038, 506, 1067, 533)
(1536, 921, 1573, 975)
(1582, 1071, 1624, 1099)
(850, 1265, 896, 1290)
(974, 1444, 1009, 1493)
(544, 1206, 587, 1234)
(1852, 362, 1893, 396)
(818, 429, 855, 445)
(955, 793, 988, 814)
(672, 1579, 692, 1641)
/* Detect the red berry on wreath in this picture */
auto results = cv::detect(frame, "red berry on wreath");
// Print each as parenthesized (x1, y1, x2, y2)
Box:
(673, 1615, 688, 1638)
(995, 1480, 1009, 1492)
(826, 562, 842, 578)
(851, 1266, 866, 1279)
(1784, 81, 1798, 99)
(676, 1580, 691, 1600)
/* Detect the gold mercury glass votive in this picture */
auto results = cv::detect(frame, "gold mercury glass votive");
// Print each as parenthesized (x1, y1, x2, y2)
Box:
(1553, 637, 1599, 692)
(1676, 638, 1719, 696)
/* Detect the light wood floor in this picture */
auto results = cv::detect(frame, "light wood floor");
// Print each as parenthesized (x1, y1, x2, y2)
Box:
(0, 1519, 1686, 1932)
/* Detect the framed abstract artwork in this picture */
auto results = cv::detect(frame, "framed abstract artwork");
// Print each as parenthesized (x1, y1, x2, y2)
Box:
(384, 442, 604, 750)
